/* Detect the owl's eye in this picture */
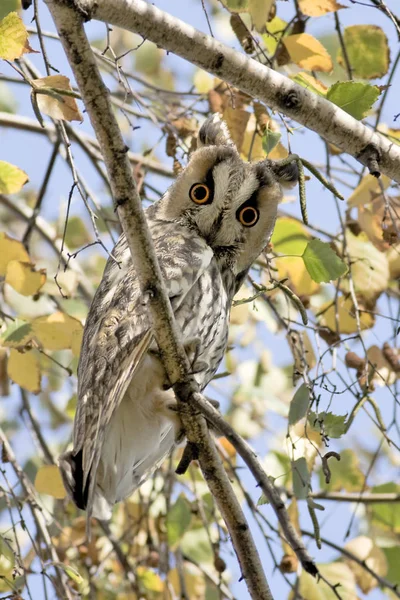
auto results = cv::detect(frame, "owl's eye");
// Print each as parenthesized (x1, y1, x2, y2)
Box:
(238, 205, 259, 227)
(189, 183, 211, 205)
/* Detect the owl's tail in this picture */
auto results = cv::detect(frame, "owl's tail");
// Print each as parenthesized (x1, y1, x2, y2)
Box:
(59, 450, 113, 524)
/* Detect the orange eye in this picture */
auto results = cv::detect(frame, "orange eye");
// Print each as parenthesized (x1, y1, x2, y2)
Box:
(189, 183, 211, 204)
(238, 205, 259, 227)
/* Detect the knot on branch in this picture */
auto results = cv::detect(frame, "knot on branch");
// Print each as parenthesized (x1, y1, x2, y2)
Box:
(357, 143, 382, 177)
(279, 89, 301, 111)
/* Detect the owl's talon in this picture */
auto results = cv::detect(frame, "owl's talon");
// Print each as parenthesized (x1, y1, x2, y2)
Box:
(175, 441, 199, 475)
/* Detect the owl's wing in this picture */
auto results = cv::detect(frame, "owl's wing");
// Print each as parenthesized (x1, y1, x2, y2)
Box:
(69, 230, 213, 522)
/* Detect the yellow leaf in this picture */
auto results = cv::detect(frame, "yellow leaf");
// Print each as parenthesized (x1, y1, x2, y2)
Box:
(283, 33, 333, 72)
(0, 160, 28, 194)
(35, 465, 67, 499)
(319, 295, 374, 334)
(5, 260, 46, 296)
(275, 256, 319, 296)
(347, 173, 391, 207)
(33, 75, 83, 122)
(344, 536, 387, 594)
(249, 0, 274, 32)
(0, 232, 29, 276)
(290, 562, 358, 600)
(0, 12, 32, 60)
(193, 69, 214, 94)
(298, 0, 346, 17)
(7, 348, 41, 393)
(32, 311, 83, 352)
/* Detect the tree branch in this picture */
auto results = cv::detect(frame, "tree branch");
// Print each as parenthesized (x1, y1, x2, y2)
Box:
(87, 0, 400, 182)
(0, 111, 174, 178)
(45, 1, 275, 597)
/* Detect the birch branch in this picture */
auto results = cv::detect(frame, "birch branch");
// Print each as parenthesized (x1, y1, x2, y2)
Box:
(81, 0, 400, 183)
(45, 1, 275, 597)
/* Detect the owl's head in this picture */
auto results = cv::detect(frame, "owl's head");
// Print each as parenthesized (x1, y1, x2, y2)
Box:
(159, 114, 298, 281)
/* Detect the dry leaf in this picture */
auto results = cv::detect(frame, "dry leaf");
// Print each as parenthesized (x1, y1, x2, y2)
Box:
(33, 75, 83, 122)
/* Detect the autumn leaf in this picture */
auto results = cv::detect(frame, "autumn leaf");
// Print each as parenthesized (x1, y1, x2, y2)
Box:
(347, 173, 391, 207)
(283, 33, 333, 72)
(318, 295, 375, 333)
(0, 12, 34, 60)
(31, 312, 83, 352)
(338, 25, 389, 79)
(5, 260, 46, 296)
(7, 348, 41, 393)
(32, 75, 83, 122)
(298, 0, 346, 17)
(0, 160, 28, 194)
(0, 233, 30, 276)
(35, 465, 67, 499)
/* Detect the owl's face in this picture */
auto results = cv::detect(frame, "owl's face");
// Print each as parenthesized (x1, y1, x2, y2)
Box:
(158, 115, 298, 277)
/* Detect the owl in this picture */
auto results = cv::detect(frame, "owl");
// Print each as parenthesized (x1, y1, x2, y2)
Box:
(59, 114, 298, 525)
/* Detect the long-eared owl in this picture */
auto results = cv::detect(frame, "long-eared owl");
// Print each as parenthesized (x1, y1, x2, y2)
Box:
(60, 114, 298, 523)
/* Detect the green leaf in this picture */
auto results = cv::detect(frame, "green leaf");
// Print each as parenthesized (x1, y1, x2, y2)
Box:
(0, 0, 20, 20)
(327, 81, 381, 120)
(167, 494, 192, 549)
(257, 492, 269, 506)
(308, 411, 348, 438)
(220, 0, 248, 11)
(64, 216, 91, 250)
(302, 239, 348, 283)
(52, 563, 83, 585)
(0, 319, 32, 347)
(271, 217, 310, 255)
(262, 16, 287, 54)
(292, 457, 310, 500)
(369, 483, 400, 533)
(383, 546, 400, 585)
(288, 383, 310, 426)
(338, 25, 389, 79)
(181, 527, 213, 565)
(262, 128, 281, 155)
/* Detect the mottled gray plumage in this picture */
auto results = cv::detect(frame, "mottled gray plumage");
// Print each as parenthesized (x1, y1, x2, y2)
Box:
(59, 114, 298, 526)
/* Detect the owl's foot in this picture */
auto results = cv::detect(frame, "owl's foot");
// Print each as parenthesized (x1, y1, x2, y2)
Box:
(175, 441, 199, 475)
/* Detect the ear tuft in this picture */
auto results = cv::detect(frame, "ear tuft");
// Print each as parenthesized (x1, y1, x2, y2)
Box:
(268, 159, 299, 189)
(197, 113, 237, 150)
